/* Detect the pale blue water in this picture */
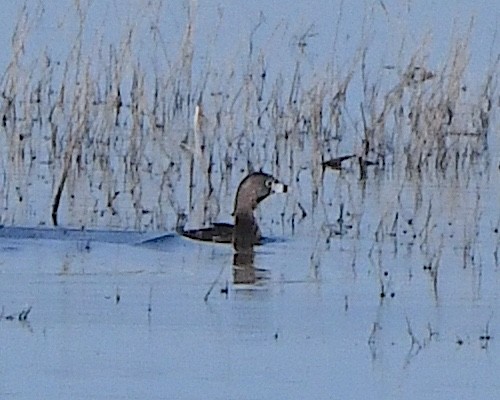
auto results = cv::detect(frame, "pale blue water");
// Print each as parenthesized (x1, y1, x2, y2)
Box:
(0, 1, 499, 399)
(1, 221, 499, 399)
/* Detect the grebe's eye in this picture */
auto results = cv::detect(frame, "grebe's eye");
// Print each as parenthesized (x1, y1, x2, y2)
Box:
(265, 179, 273, 188)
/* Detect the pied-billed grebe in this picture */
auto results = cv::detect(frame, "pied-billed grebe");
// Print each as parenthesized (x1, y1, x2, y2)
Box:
(178, 172, 287, 251)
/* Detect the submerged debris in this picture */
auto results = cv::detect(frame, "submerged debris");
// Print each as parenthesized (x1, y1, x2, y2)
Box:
(1, 306, 32, 323)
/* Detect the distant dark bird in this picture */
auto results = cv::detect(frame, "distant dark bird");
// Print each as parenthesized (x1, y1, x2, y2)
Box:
(358, 157, 378, 167)
(357, 156, 379, 180)
(322, 154, 356, 171)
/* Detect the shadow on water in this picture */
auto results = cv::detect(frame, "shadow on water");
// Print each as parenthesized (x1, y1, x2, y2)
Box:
(0, 225, 176, 246)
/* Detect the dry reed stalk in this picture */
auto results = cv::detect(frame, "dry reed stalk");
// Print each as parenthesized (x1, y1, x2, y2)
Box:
(51, 53, 94, 226)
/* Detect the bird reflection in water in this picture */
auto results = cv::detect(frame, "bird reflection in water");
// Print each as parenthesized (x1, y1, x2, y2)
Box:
(232, 247, 270, 286)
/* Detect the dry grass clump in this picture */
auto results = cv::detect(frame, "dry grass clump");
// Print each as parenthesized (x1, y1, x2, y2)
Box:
(359, 26, 498, 180)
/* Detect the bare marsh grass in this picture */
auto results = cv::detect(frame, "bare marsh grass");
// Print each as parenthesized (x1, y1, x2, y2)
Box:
(0, 2, 497, 242)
